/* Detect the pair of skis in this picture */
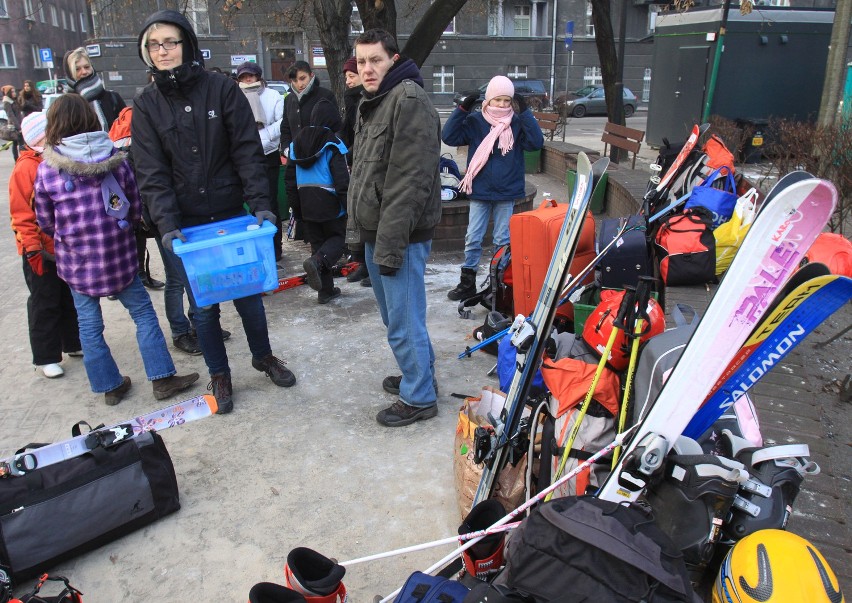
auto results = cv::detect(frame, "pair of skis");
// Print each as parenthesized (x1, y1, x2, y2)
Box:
(0, 395, 217, 478)
(471, 152, 604, 507)
(597, 176, 837, 503)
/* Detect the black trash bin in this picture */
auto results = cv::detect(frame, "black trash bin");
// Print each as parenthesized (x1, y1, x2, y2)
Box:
(735, 118, 769, 164)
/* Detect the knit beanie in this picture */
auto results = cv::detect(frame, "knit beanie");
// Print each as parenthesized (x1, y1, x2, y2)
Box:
(342, 56, 358, 75)
(21, 111, 47, 153)
(485, 75, 514, 105)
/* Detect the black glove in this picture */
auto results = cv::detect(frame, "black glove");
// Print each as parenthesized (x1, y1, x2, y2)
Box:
(459, 93, 478, 112)
(162, 229, 187, 253)
(378, 264, 398, 277)
(514, 93, 528, 114)
(255, 210, 277, 226)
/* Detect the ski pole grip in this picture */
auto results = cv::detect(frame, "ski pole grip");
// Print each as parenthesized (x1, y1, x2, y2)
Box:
(634, 277, 656, 336)
(614, 286, 637, 330)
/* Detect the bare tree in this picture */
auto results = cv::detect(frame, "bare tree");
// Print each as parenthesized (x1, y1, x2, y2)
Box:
(590, 0, 626, 161)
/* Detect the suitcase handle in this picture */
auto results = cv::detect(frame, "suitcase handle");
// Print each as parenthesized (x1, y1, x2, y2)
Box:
(538, 198, 559, 209)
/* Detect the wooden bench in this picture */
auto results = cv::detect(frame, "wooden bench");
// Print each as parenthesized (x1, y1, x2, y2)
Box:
(601, 121, 645, 169)
(534, 111, 560, 141)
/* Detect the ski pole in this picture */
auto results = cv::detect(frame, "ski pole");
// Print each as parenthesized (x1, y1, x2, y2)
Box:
(377, 431, 631, 603)
(546, 285, 638, 502)
(458, 219, 643, 359)
(612, 277, 654, 469)
(339, 522, 521, 567)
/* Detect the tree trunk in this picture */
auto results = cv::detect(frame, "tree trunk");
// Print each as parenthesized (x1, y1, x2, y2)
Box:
(402, 0, 469, 67)
(312, 0, 354, 106)
(354, 0, 397, 38)
(591, 0, 626, 162)
(817, 2, 852, 127)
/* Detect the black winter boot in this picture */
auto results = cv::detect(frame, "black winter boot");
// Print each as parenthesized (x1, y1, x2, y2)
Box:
(447, 267, 477, 301)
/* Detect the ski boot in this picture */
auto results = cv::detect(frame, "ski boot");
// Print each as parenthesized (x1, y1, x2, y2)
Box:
(284, 547, 346, 603)
(644, 436, 748, 584)
(459, 499, 507, 579)
(720, 429, 820, 542)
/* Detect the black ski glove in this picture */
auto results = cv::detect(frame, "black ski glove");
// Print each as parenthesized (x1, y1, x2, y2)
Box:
(460, 93, 479, 112)
(255, 210, 277, 226)
(514, 93, 528, 114)
(378, 264, 398, 277)
(162, 229, 187, 253)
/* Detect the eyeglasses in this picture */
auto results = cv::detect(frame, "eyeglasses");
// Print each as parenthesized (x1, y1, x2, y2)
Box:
(146, 40, 183, 52)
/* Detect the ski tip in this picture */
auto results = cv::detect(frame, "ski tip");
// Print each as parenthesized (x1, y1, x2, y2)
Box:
(203, 394, 219, 415)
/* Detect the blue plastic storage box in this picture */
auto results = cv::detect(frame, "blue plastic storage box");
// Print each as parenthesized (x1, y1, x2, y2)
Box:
(173, 215, 278, 306)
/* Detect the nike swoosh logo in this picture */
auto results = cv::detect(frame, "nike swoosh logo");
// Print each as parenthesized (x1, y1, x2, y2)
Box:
(808, 546, 843, 603)
(739, 543, 773, 602)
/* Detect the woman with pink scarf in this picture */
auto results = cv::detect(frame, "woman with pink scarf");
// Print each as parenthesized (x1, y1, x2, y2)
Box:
(443, 75, 544, 301)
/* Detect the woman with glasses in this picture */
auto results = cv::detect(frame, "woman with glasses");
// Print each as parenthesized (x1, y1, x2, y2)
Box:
(131, 10, 298, 415)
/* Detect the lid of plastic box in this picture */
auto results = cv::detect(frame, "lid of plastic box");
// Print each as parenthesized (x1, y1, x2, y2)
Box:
(173, 215, 277, 255)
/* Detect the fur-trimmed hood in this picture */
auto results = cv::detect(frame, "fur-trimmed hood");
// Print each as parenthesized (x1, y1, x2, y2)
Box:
(43, 131, 126, 176)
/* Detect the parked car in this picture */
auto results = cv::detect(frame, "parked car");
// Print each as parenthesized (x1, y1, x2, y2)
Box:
(557, 85, 638, 118)
(452, 78, 549, 112)
(267, 80, 290, 97)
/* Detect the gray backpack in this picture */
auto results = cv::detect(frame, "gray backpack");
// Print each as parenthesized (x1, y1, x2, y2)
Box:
(631, 304, 698, 426)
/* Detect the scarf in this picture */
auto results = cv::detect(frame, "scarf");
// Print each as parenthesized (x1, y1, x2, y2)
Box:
(459, 105, 515, 195)
(239, 80, 267, 125)
(292, 75, 316, 103)
(72, 72, 109, 131)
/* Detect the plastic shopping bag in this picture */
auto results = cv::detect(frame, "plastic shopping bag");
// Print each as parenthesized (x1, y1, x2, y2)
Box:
(714, 188, 758, 275)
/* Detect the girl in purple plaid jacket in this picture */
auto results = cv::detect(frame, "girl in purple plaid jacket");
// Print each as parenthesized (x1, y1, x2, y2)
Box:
(33, 94, 198, 406)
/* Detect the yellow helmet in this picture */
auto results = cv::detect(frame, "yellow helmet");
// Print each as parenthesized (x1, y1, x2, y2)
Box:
(713, 529, 844, 603)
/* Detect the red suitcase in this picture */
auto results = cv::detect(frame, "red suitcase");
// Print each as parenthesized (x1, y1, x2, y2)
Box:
(510, 199, 596, 321)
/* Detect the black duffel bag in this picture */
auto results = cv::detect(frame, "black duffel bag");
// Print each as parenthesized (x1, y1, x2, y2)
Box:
(0, 429, 180, 585)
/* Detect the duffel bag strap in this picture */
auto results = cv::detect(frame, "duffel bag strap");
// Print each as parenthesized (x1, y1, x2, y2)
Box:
(11, 573, 83, 603)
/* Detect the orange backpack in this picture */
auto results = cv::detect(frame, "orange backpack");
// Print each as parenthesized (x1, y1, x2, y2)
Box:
(108, 106, 133, 148)
(703, 134, 735, 173)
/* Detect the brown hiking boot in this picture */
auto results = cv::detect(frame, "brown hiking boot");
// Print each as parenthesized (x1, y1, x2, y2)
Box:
(376, 399, 438, 427)
(252, 354, 296, 387)
(152, 372, 200, 400)
(105, 376, 132, 406)
(208, 373, 233, 414)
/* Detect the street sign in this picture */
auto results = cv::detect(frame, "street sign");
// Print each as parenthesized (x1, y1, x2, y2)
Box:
(565, 21, 575, 50)
(39, 48, 53, 64)
(230, 54, 257, 65)
(200, 49, 211, 60)
(86, 44, 102, 57)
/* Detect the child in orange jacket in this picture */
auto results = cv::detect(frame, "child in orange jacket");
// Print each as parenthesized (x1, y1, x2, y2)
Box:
(8, 112, 81, 378)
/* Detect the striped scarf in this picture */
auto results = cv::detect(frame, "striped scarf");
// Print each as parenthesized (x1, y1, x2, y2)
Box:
(72, 72, 109, 131)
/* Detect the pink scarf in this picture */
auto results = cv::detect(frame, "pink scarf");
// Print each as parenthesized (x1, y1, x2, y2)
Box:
(459, 106, 515, 195)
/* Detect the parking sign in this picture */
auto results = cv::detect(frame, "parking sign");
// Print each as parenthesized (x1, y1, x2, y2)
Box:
(39, 48, 53, 64)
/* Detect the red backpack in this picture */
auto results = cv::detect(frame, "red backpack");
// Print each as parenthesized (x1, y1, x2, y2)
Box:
(655, 208, 717, 286)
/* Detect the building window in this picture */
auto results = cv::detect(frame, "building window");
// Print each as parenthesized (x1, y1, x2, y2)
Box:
(70, 12, 75, 31)
(0, 44, 16, 68)
(80, 12, 87, 32)
(24, 0, 35, 20)
(444, 17, 456, 34)
(648, 6, 658, 33)
(185, 0, 210, 36)
(508, 65, 528, 79)
(39, 5, 46, 22)
(433, 65, 454, 94)
(586, 2, 595, 38)
(61, 9, 67, 29)
(514, 5, 531, 37)
(767, 0, 790, 5)
(0, 0, 8, 19)
(643, 68, 651, 103)
(583, 66, 602, 87)
(50, 5, 58, 27)
(32, 44, 45, 68)
(350, 2, 363, 34)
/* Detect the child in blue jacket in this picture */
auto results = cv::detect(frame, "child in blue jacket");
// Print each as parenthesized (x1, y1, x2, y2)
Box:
(442, 75, 544, 301)
(290, 98, 349, 304)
